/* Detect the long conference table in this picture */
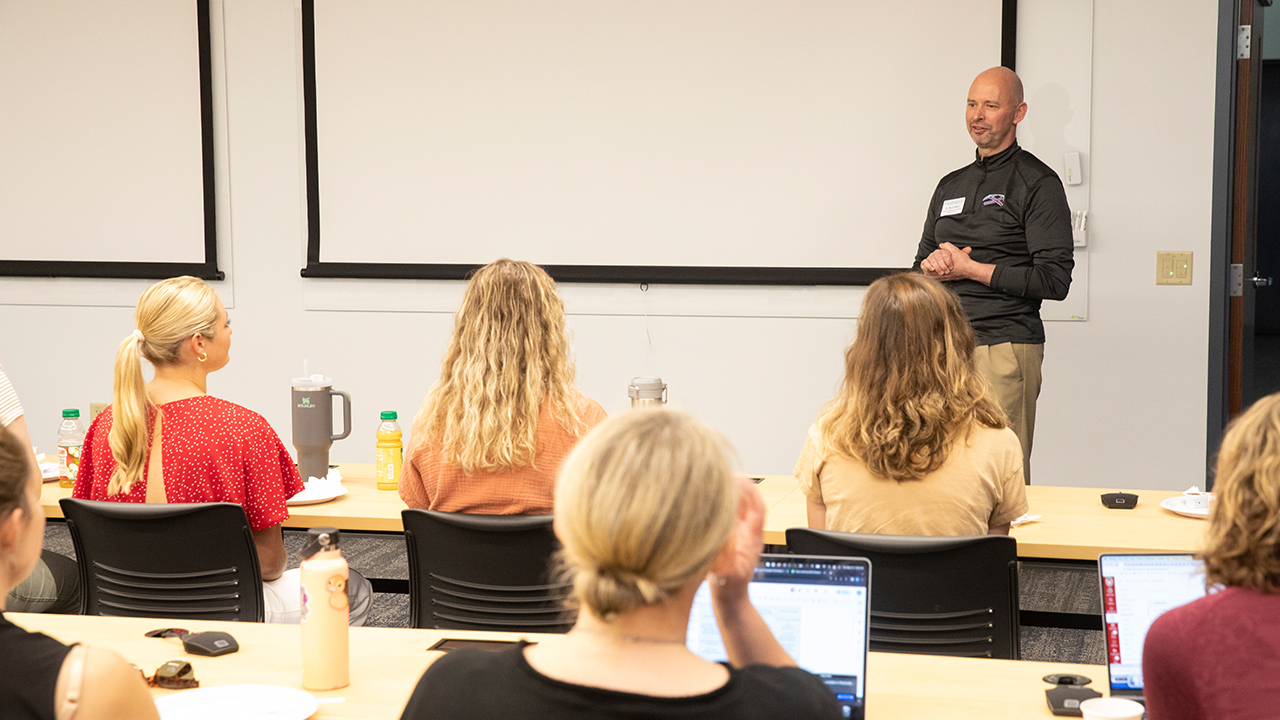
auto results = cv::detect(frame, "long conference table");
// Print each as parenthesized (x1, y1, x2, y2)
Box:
(10, 612, 1108, 719)
(41, 465, 1207, 561)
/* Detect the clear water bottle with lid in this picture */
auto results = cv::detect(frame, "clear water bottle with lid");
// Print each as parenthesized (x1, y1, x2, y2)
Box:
(627, 377, 668, 409)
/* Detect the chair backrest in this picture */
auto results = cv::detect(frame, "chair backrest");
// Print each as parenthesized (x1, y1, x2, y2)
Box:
(401, 509, 575, 632)
(59, 498, 264, 622)
(786, 529, 1020, 659)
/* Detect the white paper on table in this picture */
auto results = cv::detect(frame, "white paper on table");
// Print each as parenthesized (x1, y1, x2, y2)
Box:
(1010, 513, 1042, 529)
(305, 466, 344, 488)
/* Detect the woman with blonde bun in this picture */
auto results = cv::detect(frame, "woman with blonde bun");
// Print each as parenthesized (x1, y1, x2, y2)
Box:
(72, 276, 370, 624)
(400, 410, 841, 719)
(400, 258, 606, 514)
(0, 424, 159, 720)
(795, 272, 1027, 536)
(1143, 392, 1280, 719)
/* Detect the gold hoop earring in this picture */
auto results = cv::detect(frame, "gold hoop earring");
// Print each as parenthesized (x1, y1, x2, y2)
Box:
(197, 352, 208, 363)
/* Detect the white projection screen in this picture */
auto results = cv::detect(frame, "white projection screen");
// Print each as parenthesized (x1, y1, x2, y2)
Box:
(304, 0, 1005, 284)
(0, 0, 219, 280)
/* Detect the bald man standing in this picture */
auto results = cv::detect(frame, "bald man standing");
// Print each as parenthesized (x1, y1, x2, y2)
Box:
(913, 67, 1073, 483)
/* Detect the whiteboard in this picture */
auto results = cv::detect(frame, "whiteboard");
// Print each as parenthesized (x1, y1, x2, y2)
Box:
(0, 0, 217, 277)
(305, 0, 1004, 281)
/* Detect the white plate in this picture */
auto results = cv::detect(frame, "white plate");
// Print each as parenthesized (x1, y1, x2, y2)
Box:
(155, 684, 318, 720)
(287, 484, 348, 506)
(1160, 495, 1211, 519)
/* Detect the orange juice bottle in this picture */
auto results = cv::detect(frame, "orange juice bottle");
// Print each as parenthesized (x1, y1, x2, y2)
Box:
(300, 527, 350, 691)
(375, 411, 402, 491)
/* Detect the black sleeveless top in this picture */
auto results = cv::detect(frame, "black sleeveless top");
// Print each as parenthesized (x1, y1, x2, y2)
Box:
(0, 612, 74, 720)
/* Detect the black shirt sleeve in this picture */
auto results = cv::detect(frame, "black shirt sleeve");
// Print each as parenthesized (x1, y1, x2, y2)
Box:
(988, 173, 1074, 301)
(913, 183, 945, 270)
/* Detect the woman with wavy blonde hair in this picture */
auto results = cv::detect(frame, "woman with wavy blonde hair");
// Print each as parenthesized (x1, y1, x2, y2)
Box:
(400, 410, 841, 719)
(1143, 393, 1280, 719)
(72, 276, 371, 624)
(794, 272, 1027, 536)
(400, 258, 606, 514)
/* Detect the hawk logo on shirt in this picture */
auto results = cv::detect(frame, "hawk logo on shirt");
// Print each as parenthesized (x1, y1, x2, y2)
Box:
(982, 193, 1005, 207)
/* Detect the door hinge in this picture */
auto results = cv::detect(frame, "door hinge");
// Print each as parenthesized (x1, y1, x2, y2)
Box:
(1239, 25, 1252, 59)
(1231, 263, 1244, 297)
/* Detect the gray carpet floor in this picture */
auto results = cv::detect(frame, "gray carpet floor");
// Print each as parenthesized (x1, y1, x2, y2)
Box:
(41, 522, 1104, 665)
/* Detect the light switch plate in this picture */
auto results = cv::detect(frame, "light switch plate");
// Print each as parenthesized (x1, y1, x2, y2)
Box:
(1156, 251, 1193, 285)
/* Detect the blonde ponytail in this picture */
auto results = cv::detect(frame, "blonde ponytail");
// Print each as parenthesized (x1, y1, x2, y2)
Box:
(106, 276, 220, 495)
(107, 334, 151, 495)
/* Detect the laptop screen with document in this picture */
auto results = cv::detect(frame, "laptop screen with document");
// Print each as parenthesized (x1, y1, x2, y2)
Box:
(1098, 553, 1208, 698)
(685, 554, 870, 718)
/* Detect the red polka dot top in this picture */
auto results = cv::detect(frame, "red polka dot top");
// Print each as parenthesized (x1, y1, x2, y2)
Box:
(72, 396, 304, 531)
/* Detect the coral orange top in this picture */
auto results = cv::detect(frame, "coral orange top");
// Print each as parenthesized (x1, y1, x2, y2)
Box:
(399, 397, 607, 515)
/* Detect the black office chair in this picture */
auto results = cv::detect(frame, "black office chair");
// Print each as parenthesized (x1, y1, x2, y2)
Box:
(786, 529, 1020, 659)
(401, 509, 575, 632)
(59, 498, 264, 622)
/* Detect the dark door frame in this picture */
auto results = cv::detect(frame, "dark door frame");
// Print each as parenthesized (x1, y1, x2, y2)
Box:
(1209, 0, 1272, 483)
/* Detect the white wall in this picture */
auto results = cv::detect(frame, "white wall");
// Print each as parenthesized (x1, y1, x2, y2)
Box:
(0, 0, 1221, 491)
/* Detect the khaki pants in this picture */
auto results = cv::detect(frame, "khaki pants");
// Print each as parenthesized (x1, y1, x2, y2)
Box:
(973, 343, 1043, 484)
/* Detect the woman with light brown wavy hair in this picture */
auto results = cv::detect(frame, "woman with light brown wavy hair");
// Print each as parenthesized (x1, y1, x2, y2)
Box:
(400, 259, 606, 514)
(1142, 392, 1280, 720)
(794, 272, 1027, 536)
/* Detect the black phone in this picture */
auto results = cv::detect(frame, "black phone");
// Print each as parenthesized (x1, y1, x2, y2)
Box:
(427, 638, 532, 653)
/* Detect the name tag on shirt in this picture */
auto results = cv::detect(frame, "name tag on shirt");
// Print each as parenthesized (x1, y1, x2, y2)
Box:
(940, 197, 965, 217)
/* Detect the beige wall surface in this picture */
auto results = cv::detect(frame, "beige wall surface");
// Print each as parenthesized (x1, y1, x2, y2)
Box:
(0, 0, 1221, 490)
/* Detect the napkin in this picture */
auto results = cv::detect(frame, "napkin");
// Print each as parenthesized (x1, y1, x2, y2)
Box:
(1010, 513, 1042, 529)
(304, 466, 344, 488)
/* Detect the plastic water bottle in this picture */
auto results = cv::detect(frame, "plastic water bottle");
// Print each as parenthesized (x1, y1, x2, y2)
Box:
(57, 409, 86, 489)
(300, 527, 350, 691)
(375, 411, 402, 491)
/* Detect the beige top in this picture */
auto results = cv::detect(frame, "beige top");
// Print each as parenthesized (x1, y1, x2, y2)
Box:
(794, 422, 1027, 536)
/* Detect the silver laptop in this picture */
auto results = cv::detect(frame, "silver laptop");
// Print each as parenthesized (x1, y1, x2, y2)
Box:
(686, 554, 871, 719)
(1098, 553, 1209, 703)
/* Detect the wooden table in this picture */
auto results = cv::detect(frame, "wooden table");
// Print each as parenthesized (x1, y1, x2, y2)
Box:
(41, 463, 410, 532)
(42, 469, 1207, 562)
(9, 612, 1106, 719)
(756, 476, 1207, 560)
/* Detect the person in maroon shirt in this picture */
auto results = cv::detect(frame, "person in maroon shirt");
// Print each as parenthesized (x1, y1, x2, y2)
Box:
(72, 276, 369, 623)
(1143, 391, 1280, 720)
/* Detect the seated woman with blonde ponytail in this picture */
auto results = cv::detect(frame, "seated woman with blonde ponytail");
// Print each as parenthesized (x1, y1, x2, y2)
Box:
(399, 410, 841, 719)
(72, 276, 371, 624)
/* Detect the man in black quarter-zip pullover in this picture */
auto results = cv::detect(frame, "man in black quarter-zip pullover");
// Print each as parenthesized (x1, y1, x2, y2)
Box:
(913, 67, 1074, 484)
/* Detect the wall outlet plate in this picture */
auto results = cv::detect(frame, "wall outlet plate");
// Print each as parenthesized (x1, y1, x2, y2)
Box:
(89, 402, 108, 423)
(1156, 251, 1192, 285)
